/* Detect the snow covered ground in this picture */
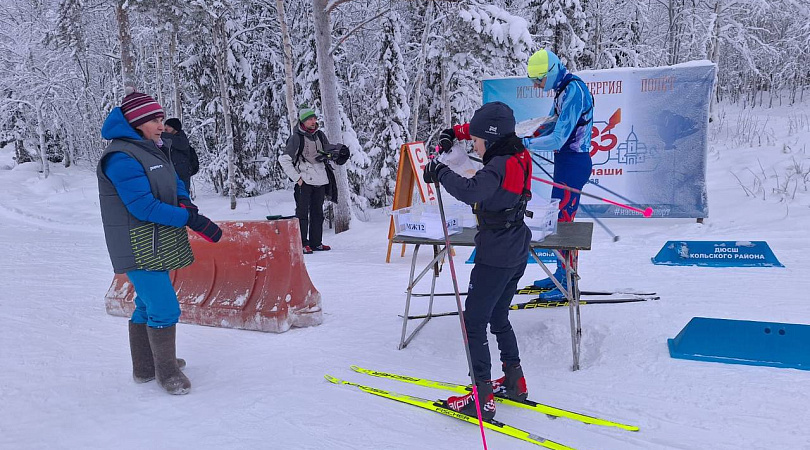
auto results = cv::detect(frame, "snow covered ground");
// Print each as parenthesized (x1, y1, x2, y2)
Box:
(2, 100, 810, 450)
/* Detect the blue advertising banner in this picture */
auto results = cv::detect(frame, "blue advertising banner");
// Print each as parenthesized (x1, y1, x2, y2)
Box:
(482, 61, 716, 218)
(652, 241, 784, 267)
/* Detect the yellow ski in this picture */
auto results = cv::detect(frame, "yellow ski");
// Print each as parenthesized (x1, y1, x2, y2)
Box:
(350, 365, 639, 432)
(325, 374, 580, 450)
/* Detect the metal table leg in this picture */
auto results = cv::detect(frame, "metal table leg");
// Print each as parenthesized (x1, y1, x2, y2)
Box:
(564, 249, 582, 371)
(529, 246, 581, 370)
(398, 244, 446, 349)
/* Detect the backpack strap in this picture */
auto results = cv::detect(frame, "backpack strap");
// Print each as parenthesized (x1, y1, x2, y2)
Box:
(294, 130, 328, 166)
(295, 133, 305, 166)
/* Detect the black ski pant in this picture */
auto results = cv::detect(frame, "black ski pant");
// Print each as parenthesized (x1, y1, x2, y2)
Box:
(294, 182, 326, 247)
(464, 261, 527, 382)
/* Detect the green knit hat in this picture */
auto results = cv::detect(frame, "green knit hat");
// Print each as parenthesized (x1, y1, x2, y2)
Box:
(298, 105, 316, 122)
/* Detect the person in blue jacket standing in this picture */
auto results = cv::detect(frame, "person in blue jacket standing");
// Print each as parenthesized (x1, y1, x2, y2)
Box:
(425, 102, 532, 421)
(523, 49, 594, 299)
(98, 87, 222, 395)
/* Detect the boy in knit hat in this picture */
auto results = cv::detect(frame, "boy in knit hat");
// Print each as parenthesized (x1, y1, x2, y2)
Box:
(424, 102, 532, 421)
(98, 87, 222, 395)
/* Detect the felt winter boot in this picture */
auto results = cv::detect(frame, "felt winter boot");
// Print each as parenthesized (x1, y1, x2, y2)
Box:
(129, 321, 185, 383)
(146, 325, 191, 395)
(491, 364, 528, 402)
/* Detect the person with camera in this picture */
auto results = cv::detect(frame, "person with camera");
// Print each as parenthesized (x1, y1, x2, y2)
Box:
(279, 105, 349, 254)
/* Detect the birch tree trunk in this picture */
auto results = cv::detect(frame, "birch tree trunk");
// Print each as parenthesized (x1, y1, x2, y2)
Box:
(312, 0, 351, 233)
(65, 130, 74, 168)
(36, 99, 50, 179)
(441, 63, 451, 126)
(213, 15, 237, 209)
(409, 0, 434, 141)
(169, 27, 182, 119)
(155, 41, 164, 107)
(276, 0, 298, 132)
(115, 0, 136, 89)
(708, 0, 721, 123)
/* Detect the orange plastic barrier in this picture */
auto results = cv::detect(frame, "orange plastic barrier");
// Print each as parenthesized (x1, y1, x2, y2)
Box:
(105, 219, 323, 332)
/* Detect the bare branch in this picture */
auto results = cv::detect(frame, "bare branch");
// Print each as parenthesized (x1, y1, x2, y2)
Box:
(329, 6, 393, 56)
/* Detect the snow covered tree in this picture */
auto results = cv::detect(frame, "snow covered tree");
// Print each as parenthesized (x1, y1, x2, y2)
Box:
(417, 1, 533, 139)
(527, 0, 589, 70)
(0, 0, 83, 177)
(310, 0, 353, 232)
(363, 14, 410, 208)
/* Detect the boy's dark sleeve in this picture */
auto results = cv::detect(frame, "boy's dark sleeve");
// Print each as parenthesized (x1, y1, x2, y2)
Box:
(437, 164, 501, 205)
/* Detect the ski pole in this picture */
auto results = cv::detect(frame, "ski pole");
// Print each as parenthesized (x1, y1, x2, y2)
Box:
(472, 151, 652, 216)
(532, 176, 653, 217)
(529, 153, 647, 213)
(430, 148, 489, 450)
(580, 205, 620, 242)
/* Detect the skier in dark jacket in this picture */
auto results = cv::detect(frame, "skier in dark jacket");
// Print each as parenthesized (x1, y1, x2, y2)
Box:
(162, 118, 199, 193)
(98, 88, 222, 396)
(424, 101, 532, 420)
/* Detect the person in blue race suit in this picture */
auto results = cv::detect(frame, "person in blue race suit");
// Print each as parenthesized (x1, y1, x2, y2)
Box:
(523, 48, 594, 299)
(98, 87, 222, 395)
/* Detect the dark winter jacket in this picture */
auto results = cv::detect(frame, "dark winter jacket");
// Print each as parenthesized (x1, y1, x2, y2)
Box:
(435, 134, 532, 268)
(98, 107, 194, 274)
(160, 129, 199, 185)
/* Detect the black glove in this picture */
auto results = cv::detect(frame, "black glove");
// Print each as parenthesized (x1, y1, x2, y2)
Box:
(185, 208, 223, 243)
(334, 144, 350, 165)
(423, 159, 447, 184)
(438, 128, 456, 153)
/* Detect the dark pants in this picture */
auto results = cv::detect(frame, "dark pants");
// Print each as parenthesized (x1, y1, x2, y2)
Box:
(294, 182, 326, 247)
(464, 261, 527, 382)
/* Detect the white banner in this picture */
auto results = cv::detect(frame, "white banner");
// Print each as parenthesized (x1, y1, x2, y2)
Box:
(483, 61, 716, 218)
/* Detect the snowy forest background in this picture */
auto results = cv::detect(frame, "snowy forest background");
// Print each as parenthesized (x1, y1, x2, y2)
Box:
(1, 0, 808, 230)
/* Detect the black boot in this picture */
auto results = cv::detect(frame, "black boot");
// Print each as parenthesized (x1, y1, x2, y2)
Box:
(492, 363, 528, 402)
(128, 321, 186, 383)
(146, 325, 191, 395)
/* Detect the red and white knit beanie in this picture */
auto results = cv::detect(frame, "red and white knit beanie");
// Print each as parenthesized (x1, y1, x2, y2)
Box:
(121, 86, 164, 128)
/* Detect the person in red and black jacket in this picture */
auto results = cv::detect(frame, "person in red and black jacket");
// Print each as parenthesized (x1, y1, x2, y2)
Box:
(423, 101, 531, 421)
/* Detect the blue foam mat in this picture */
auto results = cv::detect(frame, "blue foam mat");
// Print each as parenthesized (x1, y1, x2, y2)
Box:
(668, 317, 810, 370)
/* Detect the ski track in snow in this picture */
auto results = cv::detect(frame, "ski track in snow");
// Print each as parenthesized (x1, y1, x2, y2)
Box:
(2, 101, 810, 449)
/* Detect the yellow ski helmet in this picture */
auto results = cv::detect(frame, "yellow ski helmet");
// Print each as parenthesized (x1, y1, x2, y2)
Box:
(527, 49, 561, 80)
